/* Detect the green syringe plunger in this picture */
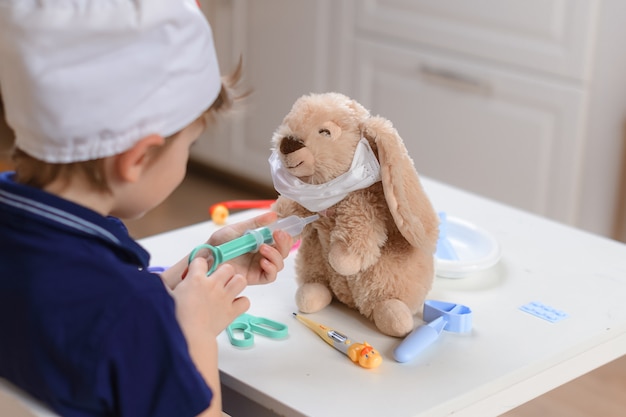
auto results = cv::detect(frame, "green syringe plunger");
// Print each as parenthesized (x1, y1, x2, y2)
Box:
(188, 214, 319, 275)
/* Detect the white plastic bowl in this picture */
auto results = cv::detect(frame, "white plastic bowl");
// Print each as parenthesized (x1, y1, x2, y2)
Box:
(435, 216, 501, 279)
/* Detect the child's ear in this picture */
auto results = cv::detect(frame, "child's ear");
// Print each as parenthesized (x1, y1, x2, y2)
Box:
(115, 134, 165, 182)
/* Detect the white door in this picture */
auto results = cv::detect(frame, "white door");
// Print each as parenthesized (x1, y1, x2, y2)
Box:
(356, 0, 599, 81)
(353, 39, 587, 223)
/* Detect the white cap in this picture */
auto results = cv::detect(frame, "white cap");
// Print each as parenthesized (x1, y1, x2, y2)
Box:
(0, 0, 221, 163)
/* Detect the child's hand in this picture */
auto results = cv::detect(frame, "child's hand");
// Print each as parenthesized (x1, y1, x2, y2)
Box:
(207, 212, 294, 285)
(159, 212, 293, 290)
(173, 258, 250, 339)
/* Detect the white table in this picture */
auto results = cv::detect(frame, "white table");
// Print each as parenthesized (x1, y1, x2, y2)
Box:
(139, 178, 626, 417)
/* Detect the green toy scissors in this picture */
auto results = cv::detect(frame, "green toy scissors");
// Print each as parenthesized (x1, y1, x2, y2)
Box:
(226, 313, 289, 348)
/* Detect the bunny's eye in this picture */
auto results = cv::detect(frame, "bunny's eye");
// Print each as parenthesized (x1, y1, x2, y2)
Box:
(318, 128, 331, 137)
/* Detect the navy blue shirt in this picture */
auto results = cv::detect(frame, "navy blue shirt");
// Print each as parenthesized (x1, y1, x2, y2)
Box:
(0, 172, 213, 417)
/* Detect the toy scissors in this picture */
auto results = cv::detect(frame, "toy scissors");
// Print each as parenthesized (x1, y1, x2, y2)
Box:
(226, 313, 289, 347)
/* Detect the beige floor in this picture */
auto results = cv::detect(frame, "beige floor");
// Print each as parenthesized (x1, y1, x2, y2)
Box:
(133, 169, 626, 417)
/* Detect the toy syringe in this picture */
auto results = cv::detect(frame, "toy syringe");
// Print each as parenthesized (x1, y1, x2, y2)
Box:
(188, 214, 319, 275)
(292, 313, 382, 369)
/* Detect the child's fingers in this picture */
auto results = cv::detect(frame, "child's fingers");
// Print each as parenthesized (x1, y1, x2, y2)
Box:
(187, 256, 209, 277)
(271, 230, 294, 258)
(208, 212, 278, 246)
(223, 273, 247, 297)
(227, 212, 278, 235)
(260, 240, 288, 268)
(259, 258, 278, 282)
(247, 211, 278, 229)
(232, 296, 251, 316)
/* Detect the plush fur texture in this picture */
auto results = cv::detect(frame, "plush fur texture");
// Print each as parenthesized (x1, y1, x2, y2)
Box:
(271, 92, 439, 337)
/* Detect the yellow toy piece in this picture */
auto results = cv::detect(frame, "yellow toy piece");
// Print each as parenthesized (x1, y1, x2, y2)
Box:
(210, 204, 229, 225)
(347, 342, 382, 369)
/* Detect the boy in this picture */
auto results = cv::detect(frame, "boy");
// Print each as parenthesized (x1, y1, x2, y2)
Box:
(0, 1, 292, 416)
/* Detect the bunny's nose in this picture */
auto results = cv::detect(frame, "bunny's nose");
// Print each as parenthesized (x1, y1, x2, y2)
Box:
(280, 136, 305, 155)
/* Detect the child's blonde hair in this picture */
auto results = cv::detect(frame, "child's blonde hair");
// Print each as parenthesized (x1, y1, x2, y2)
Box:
(12, 63, 245, 192)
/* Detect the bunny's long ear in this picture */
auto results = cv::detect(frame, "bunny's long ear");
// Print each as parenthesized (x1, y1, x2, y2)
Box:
(362, 116, 439, 250)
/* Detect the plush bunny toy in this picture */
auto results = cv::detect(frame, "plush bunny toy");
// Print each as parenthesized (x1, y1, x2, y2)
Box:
(269, 92, 439, 337)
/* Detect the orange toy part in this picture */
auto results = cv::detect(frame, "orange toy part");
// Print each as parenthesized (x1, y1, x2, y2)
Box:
(209, 200, 276, 225)
(347, 342, 382, 369)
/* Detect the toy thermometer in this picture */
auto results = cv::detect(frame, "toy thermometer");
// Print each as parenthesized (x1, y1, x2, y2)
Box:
(293, 313, 382, 369)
